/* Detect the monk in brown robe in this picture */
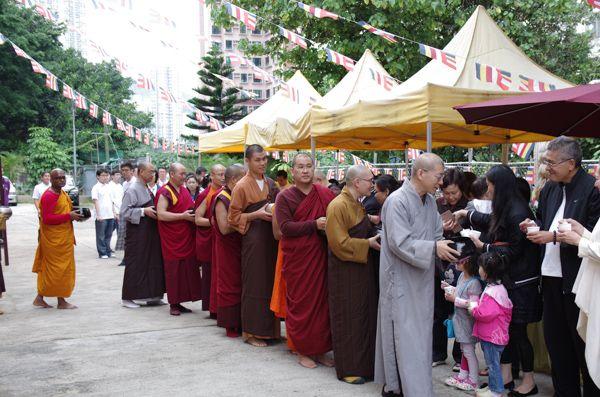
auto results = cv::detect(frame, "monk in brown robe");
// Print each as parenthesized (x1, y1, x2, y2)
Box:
(156, 163, 202, 316)
(194, 164, 225, 317)
(275, 153, 336, 369)
(32, 168, 83, 309)
(228, 144, 280, 347)
(326, 165, 381, 385)
(212, 165, 245, 337)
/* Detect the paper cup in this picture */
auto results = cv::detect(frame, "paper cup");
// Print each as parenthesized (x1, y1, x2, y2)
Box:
(470, 230, 481, 239)
(527, 226, 540, 234)
(460, 229, 471, 238)
(558, 222, 572, 232)
(444, 286, 455, 295)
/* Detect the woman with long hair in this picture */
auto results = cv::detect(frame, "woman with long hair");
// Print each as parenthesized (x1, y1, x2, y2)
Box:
(455, 165, 541, 396)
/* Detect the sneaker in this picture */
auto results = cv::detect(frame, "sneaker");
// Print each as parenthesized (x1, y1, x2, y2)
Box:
(456, 379, 478, 391)
(444, 375, 463, 387)
(109, 252, 116, 258)
(121, 300, 140, 308)
(432, 360, 446, 367)
(100, 255, 109, 259)
(452, 363, 461, 372)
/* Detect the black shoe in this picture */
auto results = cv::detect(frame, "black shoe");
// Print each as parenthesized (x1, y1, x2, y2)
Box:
(381, 386, 403, 397)
(505, 380, 515, 391)
(508, 385, 538, 396)
(118, 261, 125, 266)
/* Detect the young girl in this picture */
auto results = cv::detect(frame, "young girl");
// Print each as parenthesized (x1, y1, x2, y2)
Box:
(470, 252, 513, 397)
(443, 256, 483, 391)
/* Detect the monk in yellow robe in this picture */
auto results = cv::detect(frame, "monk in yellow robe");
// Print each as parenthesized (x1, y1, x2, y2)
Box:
(32, 169, 83, 309)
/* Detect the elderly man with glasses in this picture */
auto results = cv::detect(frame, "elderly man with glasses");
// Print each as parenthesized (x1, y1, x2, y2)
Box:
(521, 136, 600, 397)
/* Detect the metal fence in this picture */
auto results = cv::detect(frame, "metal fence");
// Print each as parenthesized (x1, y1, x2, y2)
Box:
(318, 160, 599, 187)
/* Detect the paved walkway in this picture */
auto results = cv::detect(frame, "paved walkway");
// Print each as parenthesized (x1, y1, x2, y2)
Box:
(0, 204, 554, 396)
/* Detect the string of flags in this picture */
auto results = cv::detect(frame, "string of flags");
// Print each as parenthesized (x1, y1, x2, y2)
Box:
(588, 0, 600, 9)
(0, 32, 199, 155)
(511, 143, 535, 160)
(475, 62, 556, 92)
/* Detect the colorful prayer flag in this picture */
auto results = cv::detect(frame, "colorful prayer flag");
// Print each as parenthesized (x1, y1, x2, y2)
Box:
(30, 60, 45, 74)
(335, 151, 345, 163)
(282, 151, 290, 163)
(89, 102, 98, 118)
(62, 83, 74, 100)
(338, 169, 345, 181)
(326, 169, 334, 180)
(74, 92, 87, 110)
(369, 68, 395, 91)
(511, 143, 534, 159)
(296, 2, 339, 20)
(358, 21, 397, 43)
(537, 81, 556, 92)
(153, 135, 158, 148)
(475, 62, 512, 91)
(159, 87, 177, 103)
(34, 4, 57, 22)
(162, 138, 167, 152)
(418, 43, 457, 70)
(137, 129, 143, 142)
(89, 40, 110, 58)
(272, 151, 280, 160)
(225, 53, 251, 66)
(45, 73, 58, 91)
(407, 148, 421, 160)
(115, 59, 127, 74)
(280, 83, 300, 103)
(209, 116, 222, 131)
(102, 111, 112, 126)
(225, 2, 257, 31)
(324, 48, 355, 71)
(279, 27, 308, 49)
(588, 0, 600, 9)
(136, 74, 155, 90)
(11, 43, 30, 59)
(116, 118, 125, 131)
(519, 75, 556, 92)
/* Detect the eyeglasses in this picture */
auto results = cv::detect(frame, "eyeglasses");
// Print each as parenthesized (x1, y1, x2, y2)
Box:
(542, 158, 573, 168)
(358, 178, 374, 184)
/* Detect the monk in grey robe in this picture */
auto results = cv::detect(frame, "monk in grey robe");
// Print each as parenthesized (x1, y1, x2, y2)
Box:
(120, 161, 166, 308)
(375, 154, 459, 397)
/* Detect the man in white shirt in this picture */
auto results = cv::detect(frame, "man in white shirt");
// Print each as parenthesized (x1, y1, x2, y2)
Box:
(157, 167, 169, 188)
(91, 168, 116, 259)
(109, 170, 123, 228)
(32, 171, 51, 215)
(121, 162, 137, 192)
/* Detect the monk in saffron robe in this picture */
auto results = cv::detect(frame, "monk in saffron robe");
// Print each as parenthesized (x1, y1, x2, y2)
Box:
(195, 164, 225, 317)
(276, 153, 336, 369)
(228, 144, 280, 347)
(325, 165, 381, 385)
(32, 168, 83, 309)
(156, 163, 202, 316)
(212, 165, 245, 337)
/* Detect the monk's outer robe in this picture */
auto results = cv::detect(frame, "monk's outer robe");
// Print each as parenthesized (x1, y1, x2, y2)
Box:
(374, 181, 442, 397)
(326, 187, 378, 380)
(32, 189, 76, 297)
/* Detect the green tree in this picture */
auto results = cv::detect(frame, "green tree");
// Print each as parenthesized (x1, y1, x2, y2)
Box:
(26, 127, 71, 182)
(186, 44, 245, 133)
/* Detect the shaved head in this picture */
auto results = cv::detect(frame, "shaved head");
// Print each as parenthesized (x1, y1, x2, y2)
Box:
(292, 152, 313, 167)
(137, 161, 153, 172)
(211, 164, 226, 174)
(210, 163, 226, 188)
(168, 162, 187, 187)
(225, 164, 244, 183)
(169, 162, 185, 175)
(412, 153, 444, 175)
(50, 168, 64, 178)
(50, 168, 66, 190)
(346, 165, 369, 183)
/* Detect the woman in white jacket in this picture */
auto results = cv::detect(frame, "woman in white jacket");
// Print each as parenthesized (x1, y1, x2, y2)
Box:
(557, 218, 600, 389)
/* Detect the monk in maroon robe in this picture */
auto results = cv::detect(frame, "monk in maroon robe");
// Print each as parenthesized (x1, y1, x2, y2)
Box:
(156, 163, 202, 316)
(212, 165, 245, 337)
(275, 153, 336, 368)
(194, 164, 225, 316)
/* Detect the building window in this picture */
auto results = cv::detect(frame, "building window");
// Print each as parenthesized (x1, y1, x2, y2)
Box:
(240, 25, 246, 34)
(242, 106, 248, 115)
(266, 89, 271, 98)
(233, 73, 240, 80)
(252, 57, 262, 67)
(241, 73, 248, 83)
(252, 28, 261, 35)
(225, 40, 233, 50)
(253, 90, 262, 99)
(265, 56, 270, 66)
(225, 27, 232, 33)
(212, 26, 221, 35)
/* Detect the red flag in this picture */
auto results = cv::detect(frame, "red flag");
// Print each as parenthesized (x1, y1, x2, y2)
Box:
(358, 21, 397, 43)
(136, 74, 155, 90)
(279, 27, 308, 49)
(30, 60, 45, 74)
(89, 102, 99, 118)
(588, 0, 600, 9)
(153, 135, 159, 148)
(296, 2, 339, 19)
(11, 43, 31, 59)
(162, 139, 167, 152)
(125, 124, 134, 138)
(116, 118, 125, 131)
(74, 92, 87, 110)
(62, 83, 74, 100)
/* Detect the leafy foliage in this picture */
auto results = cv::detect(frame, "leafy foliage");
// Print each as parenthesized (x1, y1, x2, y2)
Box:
(186, 44, 245, 133)
(26, 127, 71, 182)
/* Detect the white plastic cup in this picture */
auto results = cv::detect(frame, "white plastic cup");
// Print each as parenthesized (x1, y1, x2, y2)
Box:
(527, 226, 540, 234)
(470, 230, 481, 239)
(558, 222, 572, 232)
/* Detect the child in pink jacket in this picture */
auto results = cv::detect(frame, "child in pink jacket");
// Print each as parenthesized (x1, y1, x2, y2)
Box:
(469, 252, 513, 397)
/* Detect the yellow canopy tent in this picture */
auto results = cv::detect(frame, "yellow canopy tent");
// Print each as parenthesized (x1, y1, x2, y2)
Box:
(309, 5, 572, 151)
(198, 71, 321, 153)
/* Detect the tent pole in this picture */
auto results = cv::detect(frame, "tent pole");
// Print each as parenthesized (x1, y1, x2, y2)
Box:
(426, 121, 432, 153)
(468, 148, 474, 170)
(310, 136, 316, 162)
(404, 147, 409, 176)
(501, 144, 509, 164)
(335, 150, 339, 179)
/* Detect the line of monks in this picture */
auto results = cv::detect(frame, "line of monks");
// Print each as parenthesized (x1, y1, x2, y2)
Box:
(31, 145, 385, 386)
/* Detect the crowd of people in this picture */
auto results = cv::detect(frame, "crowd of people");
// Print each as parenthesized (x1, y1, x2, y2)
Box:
(12, 135, 600, 397)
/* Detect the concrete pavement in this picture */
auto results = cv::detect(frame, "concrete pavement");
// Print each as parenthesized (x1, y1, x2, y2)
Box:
(0, 204, 553, 396)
